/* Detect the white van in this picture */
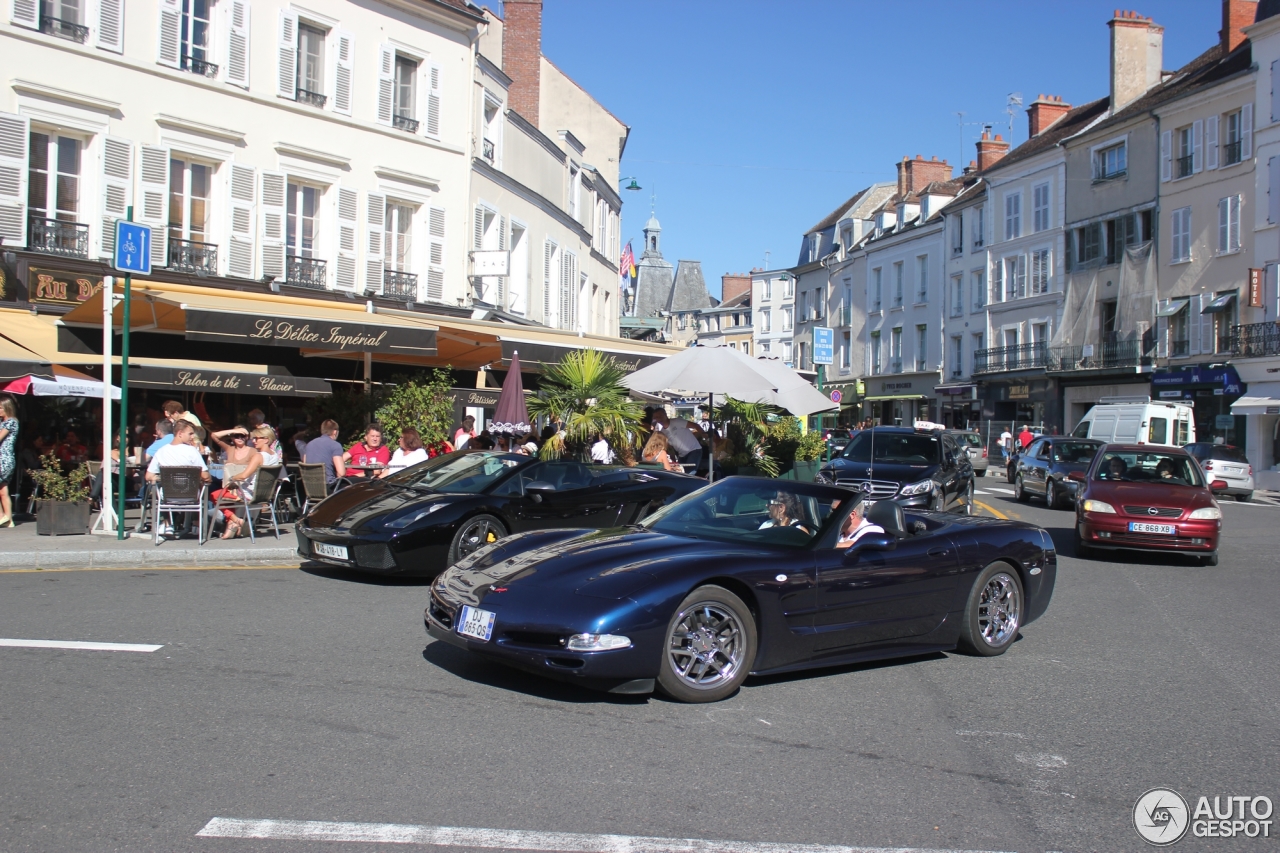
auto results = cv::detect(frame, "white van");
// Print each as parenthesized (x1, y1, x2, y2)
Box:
(1070, 397, 1196, 447)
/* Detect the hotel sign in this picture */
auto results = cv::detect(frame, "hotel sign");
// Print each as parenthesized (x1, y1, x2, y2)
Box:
(29, 268, 104, 307)
(185, 310, 436, 355)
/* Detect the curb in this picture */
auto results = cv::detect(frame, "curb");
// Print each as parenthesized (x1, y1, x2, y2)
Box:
(0, 547, 300, 570)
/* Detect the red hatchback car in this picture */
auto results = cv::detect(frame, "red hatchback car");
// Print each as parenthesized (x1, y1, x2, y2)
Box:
(1072, 444, 1225, 566)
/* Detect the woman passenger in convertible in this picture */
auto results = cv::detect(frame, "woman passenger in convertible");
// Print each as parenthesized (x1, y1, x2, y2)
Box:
(758, 491, 810, 534)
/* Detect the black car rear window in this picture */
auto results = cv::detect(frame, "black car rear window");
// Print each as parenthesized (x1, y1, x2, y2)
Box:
(841, 432, 939, 464)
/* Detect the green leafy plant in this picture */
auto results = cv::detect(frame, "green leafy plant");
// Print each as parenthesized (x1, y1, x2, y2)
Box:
(30, 452, 91, 503)
(375, 368, 456, 447)
(795, 429, 828, 462)
(713, 398, 783, 477)
(527, 349, 645, 460)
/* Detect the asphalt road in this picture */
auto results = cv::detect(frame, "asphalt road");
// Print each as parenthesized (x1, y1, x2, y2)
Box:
(1, 485, 1277, 853)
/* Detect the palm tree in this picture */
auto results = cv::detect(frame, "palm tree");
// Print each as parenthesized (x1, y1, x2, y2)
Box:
(528, 349, 645, 460)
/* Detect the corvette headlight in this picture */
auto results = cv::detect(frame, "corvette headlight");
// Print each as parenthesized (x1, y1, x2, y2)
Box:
(384, 503, 445, 528)
(1188, 506, 1222, 520)
(566, 633, 632, 651)
(1081, 499, 1116, 514)
(899, 479, 935, 496)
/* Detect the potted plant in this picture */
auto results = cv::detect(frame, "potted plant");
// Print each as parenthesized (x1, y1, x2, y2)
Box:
(30, 452, 92, 536)
(791, 429, 828, 482)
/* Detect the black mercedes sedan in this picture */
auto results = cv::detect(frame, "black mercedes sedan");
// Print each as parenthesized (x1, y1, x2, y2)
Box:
(426, 477, 1057, 702)
(814, 427, 975, 513)
(297, 451, 701, 577)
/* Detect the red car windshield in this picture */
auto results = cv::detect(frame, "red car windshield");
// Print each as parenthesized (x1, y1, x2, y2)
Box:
(1093, 450, 1205, 487)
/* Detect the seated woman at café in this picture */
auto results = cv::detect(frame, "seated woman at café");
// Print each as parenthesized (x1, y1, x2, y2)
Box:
(209, 426, 263, 539)
(641, 431, 681, 472)
(383, 428, 428, 475)
(343, 424, 391, 476)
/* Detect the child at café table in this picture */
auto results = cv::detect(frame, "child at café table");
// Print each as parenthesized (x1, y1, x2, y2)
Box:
(343, 423, 391, 477)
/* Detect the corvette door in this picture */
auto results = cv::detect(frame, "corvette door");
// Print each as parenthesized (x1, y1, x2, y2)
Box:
(811, 530, 959, 654)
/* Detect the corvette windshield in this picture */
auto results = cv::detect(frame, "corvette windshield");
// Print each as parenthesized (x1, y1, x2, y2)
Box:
(641, 479, 841, 549)
(841, 432, 939, 465)
(383, 451, 526, 493)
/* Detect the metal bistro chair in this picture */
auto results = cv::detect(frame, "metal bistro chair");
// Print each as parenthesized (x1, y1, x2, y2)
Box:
(297, 463, 330, 515)
(214, 465, 283, 543)
(153, 466, 209, 545)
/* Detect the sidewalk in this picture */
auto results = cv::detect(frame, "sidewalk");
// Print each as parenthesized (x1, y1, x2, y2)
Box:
(0, 513, 300, 569)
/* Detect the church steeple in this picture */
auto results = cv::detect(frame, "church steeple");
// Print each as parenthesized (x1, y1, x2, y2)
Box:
(641, 214, 662, 258)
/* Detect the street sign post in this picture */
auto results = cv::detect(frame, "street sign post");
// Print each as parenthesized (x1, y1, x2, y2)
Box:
(112, 217, 150, 538)
(114, 221, 152, 275)
(812, 327, 834, 366)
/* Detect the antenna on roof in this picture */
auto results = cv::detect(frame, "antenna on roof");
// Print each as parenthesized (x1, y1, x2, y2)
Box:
(1006, 93, 1023, 144)
(955, 111, 966, 168)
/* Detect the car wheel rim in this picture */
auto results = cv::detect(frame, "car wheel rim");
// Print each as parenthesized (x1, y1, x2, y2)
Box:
(1015, 476, 1022, 498)
(668, 602, 746, 689)
(977, 572, 1021, 647)
(965, 485, 974, 514)
(458, 518, 500, 557)
(1047, 481, 1056, 505)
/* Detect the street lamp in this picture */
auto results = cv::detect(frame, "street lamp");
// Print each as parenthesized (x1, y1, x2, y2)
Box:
(620, 177, 643, 192)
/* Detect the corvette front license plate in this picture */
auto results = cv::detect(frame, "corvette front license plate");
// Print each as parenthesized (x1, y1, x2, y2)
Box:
(457, 606, 496, 642)
(1128, 522, 1175, 535)
(312, 542, 348, 560)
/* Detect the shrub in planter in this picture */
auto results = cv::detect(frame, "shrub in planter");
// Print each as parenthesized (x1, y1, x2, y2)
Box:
(29, 452, 92, 536)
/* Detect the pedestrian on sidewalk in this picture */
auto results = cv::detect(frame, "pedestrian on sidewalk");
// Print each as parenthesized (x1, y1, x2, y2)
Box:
(0, 395, 18, 528)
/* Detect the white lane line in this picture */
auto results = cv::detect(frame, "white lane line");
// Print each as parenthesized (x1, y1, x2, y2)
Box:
(955, 730, 1027, 739)
(196, 818, 1016, 853)
(0, 638, 163, 652)
(985, 487, 1015, 495)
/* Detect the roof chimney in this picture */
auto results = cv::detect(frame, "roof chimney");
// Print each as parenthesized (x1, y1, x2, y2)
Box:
(502, 0, 543, 125)
(896, 154, 952, 196)
(1109, 10, 1164, 114)
(976, 128, 1010, 171)
(1221, 0, 1257, 54)
(1027, 94, 1072, 138)
(720, 273, 751, 304)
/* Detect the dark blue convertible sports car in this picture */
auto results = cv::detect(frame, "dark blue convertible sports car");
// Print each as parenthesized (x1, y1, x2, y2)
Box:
(425, 477, 1057, 702)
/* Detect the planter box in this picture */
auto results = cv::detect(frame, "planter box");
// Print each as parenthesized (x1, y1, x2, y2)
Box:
(790, 460, 822, 483)
(35, 500, 91, 536)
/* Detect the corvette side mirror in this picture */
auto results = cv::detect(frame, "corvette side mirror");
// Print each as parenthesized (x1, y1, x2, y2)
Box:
(1067, 471, 1085, 482)
(843, 533, 897, 561)
(526, 481, 555, 503)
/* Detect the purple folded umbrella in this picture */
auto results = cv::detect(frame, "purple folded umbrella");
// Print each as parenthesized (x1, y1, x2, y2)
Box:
(490, 350, 531, 435)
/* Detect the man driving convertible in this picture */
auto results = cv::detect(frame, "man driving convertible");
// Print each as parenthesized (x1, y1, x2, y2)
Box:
(834, 498, 886, 549)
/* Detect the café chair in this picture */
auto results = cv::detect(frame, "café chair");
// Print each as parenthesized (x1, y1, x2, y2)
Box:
(215, 465, 283, 543)
(297, 463, 329, 515)
(153, 466, 209, 545)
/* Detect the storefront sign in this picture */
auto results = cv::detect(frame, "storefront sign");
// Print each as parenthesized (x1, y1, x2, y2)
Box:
(185, 309, 437, 355)
(1158, 389, 1184, 399)
(500, 341, 662, 371)
(880, 381, 915, 393)
(29, 268, 104, 307)
(1008, 384, 1030, 400)
(126, 365, 331, 397)
(1249, 268, 1265, 308)
(1215, 414, 1235, 429)
(1152, 365, 1242, 393)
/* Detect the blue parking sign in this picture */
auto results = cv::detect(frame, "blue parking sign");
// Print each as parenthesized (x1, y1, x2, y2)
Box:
(114, 221, 152, 275)
(813, 326, 834, 365)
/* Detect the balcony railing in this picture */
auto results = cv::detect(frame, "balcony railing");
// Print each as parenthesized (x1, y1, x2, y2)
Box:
(952, 244, 963, 257)
(1223, 140, 1243, 166)
(892, 294, 903, 308)
(1232, 322, 1280, 358)
(870, 301, 881, 313)
(168, 238, 218, 275)
(40, 14, 88, 42)
(951, 302, 964, 318)
(383, 269, 418, 299)
(1176, 154, 1194, 179)
(890, 358, 903, 374)
(296, 88, 327, 108)
(181, 55, 219, 77)
(973, 342, 1051, 374)
(951, 368, 963, 378)
(393, 112, 419, 133)
(1171, 338, 1190, 357)
(1048, 339, 1149, 372)
(838, 306, 851, 326)
(286, 255, 327, 289)
(915, 358, 928, 372)
(482, 138, 495, 163)
(28, 217, 89, 258)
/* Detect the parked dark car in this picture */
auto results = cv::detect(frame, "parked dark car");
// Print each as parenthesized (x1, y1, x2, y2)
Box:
(1012, 437, 1104, 509)
(815, 427, 975, 513)
(1073, 444, 1224, 565)
(823, 428, 854, 455)
(297, 450, 702, 577)
(1183, 442, 1254, 502)
(426, 477, 1057, 702)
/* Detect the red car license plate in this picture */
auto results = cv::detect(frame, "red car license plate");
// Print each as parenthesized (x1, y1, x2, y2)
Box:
(1128, 521, 1175, 535)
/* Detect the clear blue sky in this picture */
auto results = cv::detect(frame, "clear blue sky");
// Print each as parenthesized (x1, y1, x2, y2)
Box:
(537, 0, 1223, 298)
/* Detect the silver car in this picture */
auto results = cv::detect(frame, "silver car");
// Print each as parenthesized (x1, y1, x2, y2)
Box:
(945, 430, 989, 477)
(1184, 442, 1254, 501)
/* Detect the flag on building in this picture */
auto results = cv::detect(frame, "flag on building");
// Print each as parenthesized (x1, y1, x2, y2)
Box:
(619, 241, 636, 284)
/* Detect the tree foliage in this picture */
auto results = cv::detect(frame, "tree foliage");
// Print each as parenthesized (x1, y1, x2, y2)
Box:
(375, 368, 456, 446)
(527, 349, 645, 460)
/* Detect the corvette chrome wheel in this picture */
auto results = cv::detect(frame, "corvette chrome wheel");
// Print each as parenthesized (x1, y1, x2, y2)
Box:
(976, 571, 1021, 647)
(668, 602, 745, 688)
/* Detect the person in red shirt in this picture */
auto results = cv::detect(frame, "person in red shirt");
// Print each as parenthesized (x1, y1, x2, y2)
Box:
(1018, 425, 1034, 449)
(343, 424, 392, 477)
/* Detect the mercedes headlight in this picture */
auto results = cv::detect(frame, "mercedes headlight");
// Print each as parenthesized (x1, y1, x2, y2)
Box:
(384, 502, 446, 528)
(566, 633, 632, 651)
(1188, 506, 1222, 520)
(899, 479, 935, 496)
(1081, 499, 1116, 514)
(814, 469, 834, 485)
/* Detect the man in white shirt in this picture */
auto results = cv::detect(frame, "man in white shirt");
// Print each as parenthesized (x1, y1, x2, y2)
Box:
(665, 417, 702, 468)
(834, 500, 886, 549)
(146, 420, 210, 537)
(590, 435, 613, 464)
(999, 428, 1013, 463)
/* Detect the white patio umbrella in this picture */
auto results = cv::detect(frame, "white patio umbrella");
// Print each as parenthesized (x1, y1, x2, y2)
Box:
(747, 357, 840, 417)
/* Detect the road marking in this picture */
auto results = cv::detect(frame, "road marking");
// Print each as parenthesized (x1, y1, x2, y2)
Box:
(956, 730, 1027, 739)
(196, 818, 1017, 853)
(1015, 753, 1068, 769)
(985, 486, 1015, 495)
(0, 564, 299, 574)
(973, 500, 1009, 520)
(0, 638, 162, 652)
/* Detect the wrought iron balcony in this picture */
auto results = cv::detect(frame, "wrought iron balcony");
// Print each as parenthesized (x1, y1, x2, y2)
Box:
(28, 217, 89, 258)
(890, 358, 903, 374)
(951, 302, 964, 318)
(382, 269, 418, 299)
(1232, 322, 1280, 358)
(39, 14, 88, 42)
(973, 342, 1051, 374)
(1171, 338, 1190, 358)
(1048, 339, 1149, 372)
(1176, 154, 1194, 179)
(482, 138, 495, 163)
(839, 306, 851, 326)
(296, 88, 327, 108)
(168, 238, 218, 275)
(286, 255, 327, 289)
(892, 294, 903, 308)
(181, 54, 219, 77)
(951, 368, 963, 378)
(393, 112, 419, 133)
(1223, 140, 1243, 166)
